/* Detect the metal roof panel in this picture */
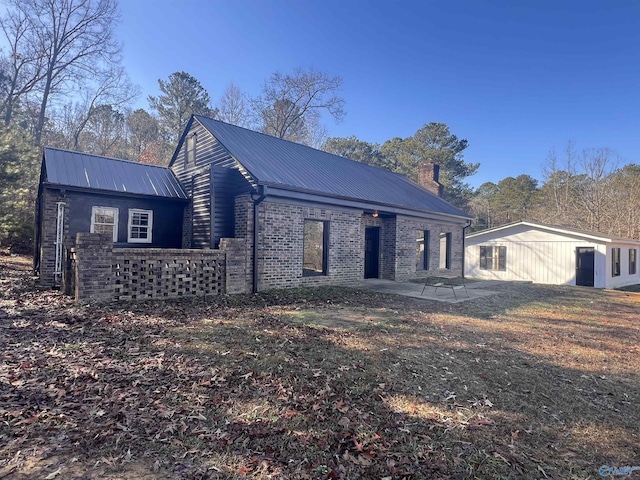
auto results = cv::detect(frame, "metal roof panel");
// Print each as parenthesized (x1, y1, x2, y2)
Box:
(43, 147, 187, 199)
(195, 116, 471, 219)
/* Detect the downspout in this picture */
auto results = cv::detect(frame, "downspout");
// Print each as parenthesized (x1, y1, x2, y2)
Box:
(54, 200, 65, 287)
(462, 220, 472, 278)
(251, 185, 267, 293)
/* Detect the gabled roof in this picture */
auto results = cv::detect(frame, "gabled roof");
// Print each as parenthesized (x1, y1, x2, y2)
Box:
(467, 221, 640, 245)
(184, 116, 471, 220)
(42, 147, 187, 199)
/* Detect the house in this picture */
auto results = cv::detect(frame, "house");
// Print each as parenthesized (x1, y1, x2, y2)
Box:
(35, 115, 472, 297)
(465, 221, 640, 289)
(170, 115, 472, 292)
(34, 148, 189, 288)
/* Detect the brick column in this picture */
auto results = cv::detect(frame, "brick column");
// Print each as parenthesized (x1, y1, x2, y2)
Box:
(219, 238, 247, 294)
(74, 233, 114, 303)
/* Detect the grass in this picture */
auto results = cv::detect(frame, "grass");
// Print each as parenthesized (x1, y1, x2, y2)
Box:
(0, 254, 639, 479)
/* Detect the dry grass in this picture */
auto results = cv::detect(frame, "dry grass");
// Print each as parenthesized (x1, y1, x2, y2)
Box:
(1, 255, 638, 479)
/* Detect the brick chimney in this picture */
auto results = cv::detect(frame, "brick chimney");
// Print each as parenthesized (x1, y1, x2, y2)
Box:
(418, 162, 444, 197)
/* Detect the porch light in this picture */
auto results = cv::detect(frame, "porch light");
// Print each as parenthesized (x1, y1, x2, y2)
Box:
(372, 211, 379, 218)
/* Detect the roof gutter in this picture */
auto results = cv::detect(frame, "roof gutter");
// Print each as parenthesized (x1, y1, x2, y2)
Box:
(251, 185, 267, 294)
(264, 186, 472, 224)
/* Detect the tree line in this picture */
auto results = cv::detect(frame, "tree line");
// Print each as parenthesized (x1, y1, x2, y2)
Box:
(0, 0, 637, 253)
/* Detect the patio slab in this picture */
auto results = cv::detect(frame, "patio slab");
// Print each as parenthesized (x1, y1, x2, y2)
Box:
(353, 279, 501, 303)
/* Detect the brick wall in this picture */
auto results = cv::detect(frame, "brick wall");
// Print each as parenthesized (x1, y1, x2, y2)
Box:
(394, 216, 465, 282)
(247, 201, 365, 291)
(70, 233, 247, 302)
(37, 189, 70, 288)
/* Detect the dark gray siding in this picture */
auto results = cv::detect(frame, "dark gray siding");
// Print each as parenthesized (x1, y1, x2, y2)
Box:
(211, 166, 251, 247)
(190, 169, 211, 249)
(65, 190, 184, 248)
(171, 119, 252, 249)
(171, 120, 236, 184)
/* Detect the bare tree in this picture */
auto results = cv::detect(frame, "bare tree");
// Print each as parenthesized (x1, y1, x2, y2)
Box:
(251, 67, 345, 145)
(576, 148, 618, 232)
(216, 83, 251, 127)
(0, 0, 124, 145)
(0, 8, 46, 125)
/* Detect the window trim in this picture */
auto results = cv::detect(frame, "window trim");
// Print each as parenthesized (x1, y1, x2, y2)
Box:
(612, 247, 621, 277)
(629, 248, 637, 275)
(127, 209, 153, 244)
(302, 219, 329, 277)
(90, 206, 118, 242)
(479, 245, 507, 271)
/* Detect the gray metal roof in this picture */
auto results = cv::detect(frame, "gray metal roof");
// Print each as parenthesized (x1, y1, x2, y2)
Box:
(43, 147, 187, 199)
(194, 116, 471, 219)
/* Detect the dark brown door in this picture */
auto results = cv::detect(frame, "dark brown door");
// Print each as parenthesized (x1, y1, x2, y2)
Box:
(576, 247, 594, 286)
(364, 227, 380, 278)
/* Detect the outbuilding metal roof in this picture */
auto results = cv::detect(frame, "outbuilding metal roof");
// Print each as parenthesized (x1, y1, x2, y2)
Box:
(43, 147, 187, 199)
(194, 116, 471, 219)
(467, 221, 640, 245)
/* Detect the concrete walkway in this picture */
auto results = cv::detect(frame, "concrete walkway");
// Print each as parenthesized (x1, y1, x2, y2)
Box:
(353, 278, 501, 303)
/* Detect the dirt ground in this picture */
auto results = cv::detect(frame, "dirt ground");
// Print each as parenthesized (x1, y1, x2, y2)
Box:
(1, 255, 639, 479)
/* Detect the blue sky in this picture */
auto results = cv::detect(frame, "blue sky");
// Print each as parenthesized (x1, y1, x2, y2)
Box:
(117, 0, 640, 188)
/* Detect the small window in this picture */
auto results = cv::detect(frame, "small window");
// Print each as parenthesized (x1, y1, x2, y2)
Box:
(439, 232, 452, 269)
(91, 206, 118, 242)
(480, 246, 506, 271)
(629, 248, 637, 275)
(128, 209, 153, 243)
(185, 133, 196, 165)
(612, 248, 621, 277)
(303, 220, 328, 276)
(416, 230, 430, 270)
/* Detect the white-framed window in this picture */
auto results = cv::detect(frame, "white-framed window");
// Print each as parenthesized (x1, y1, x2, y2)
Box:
(90, 206, 118, 242)
(128, 209, 153, 243)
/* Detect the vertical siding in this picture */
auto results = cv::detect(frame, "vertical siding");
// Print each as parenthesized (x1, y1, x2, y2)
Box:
(465, 225, 640, 288)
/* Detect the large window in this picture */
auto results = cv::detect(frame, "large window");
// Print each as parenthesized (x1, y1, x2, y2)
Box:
(91, 206, 118, 242)
(439, 232, 452, 269)
(416, 230, 430, 270)
(629, 248, 637, 275)
(303, 220, 328, 276)
(128, 209, 153, 243)
(612, 248, 621, 277)
(480, 246, 507, 271)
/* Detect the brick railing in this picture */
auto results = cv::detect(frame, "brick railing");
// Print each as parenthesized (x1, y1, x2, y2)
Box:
(69, 233, 246, 303)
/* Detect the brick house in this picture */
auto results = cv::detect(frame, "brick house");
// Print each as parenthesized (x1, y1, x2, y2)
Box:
(35, 115, 472, 295)
(34, 148, 189, 288)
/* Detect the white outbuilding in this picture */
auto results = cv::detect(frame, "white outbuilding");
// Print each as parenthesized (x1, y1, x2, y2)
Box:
(465, 221, 640, 289)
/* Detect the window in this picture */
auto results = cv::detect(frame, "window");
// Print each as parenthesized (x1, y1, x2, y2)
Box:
(416, 230, 430, 270)
(303, 220, 328, 276)
(128, 209, 153, 243)
(480, 246, 507, 271)
(439, 232, 452, 269)
(91, 206, 118, 242)
(185, 133, 196, 165)
(630, 249, 637, 275)
(612, 248, 621, 277)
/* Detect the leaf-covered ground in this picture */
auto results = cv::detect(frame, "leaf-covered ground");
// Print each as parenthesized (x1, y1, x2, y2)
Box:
(1, 255, 639, 479)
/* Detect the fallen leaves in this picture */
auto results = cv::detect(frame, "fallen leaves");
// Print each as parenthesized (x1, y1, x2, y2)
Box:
(1, 258, 639, 479)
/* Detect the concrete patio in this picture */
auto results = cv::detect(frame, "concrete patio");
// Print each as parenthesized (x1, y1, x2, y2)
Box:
(353, 279, 503, 303)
